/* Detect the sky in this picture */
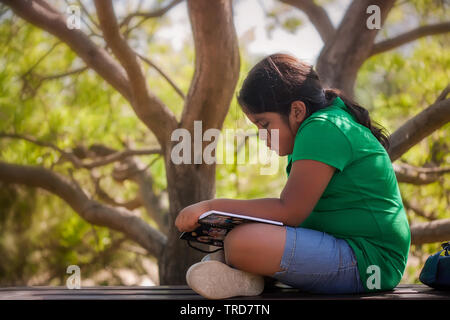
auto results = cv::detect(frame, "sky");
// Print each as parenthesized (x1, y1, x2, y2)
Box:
(156, 0, 352, 65)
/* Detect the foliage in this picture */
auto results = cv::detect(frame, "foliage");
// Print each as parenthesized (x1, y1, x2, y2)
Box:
(0, 15, 166, 285)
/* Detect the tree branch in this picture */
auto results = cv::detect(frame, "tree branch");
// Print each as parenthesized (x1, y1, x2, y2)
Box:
(435, 84, 450, 102)
(94, 0, 147, 99)
(403, 198, 438, 221)
(0, 132, 161, 169)
(136, 51, 185, 100)
(90, 169, 143, 211)
(112, 157, 168, 233)
(78, 141, 168, 233)
(21, 41, 61, 77)
(393, 162, 450, 185)
(38, 66, 88, 81)
(2, 131, 168, 232)
(316, 0, 396, 95)
(94, 0, 178, 148)
(370, 22, 450, 57)
(76, 0, 101, 31)
(387, 89, 450, 162)
(279, 0, 335, 43)
(410, 218, 450, 245)
(119, 0, 184, 28)
(21, 66, 88, 97)
(0, 160, 167, 257)
(80, 147, 161, 169)
(182, 0, 240, 133)
(0, 132, 84, 167)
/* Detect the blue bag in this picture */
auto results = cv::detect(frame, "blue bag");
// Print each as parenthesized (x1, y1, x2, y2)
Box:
(419, 241, 450, 289)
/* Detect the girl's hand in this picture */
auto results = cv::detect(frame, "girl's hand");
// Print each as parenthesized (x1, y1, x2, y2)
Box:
(175, 200, 212, 232)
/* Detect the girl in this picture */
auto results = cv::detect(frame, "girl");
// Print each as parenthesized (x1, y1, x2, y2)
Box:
(175, 53, 411, 299)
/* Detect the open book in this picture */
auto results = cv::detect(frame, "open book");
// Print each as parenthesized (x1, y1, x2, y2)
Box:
(179, 210, 283, 247)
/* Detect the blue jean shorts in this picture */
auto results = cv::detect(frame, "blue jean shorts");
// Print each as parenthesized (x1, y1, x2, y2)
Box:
(272, 226, 365, 294)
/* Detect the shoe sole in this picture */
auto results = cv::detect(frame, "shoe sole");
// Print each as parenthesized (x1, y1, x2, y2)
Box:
(186, 261, 264, 299)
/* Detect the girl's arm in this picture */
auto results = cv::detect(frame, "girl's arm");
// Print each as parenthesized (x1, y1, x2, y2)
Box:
(175, 159, 336, 231)
(210, 159, 336, 226)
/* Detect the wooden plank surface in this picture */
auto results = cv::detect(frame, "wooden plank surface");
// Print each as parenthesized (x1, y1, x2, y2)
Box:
(0, 285, 450, 300)
(0, 284, 449, 300)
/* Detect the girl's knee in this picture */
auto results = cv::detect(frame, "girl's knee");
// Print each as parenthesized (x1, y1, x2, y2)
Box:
(223, 223, 256, 265)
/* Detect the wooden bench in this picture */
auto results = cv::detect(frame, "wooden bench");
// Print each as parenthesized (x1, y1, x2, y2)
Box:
(0, 284, 449, 300)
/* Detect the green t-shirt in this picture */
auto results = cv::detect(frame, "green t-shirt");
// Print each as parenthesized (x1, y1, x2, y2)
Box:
(286, 97, 410, 292)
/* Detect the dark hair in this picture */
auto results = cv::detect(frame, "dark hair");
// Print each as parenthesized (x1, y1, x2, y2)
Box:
(237, 53, 391, 150)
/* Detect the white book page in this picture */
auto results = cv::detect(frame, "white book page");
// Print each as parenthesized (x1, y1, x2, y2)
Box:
(199, 210, 283, 226)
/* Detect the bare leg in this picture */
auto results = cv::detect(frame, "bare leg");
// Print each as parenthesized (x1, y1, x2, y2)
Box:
(224, 223, 286, 276)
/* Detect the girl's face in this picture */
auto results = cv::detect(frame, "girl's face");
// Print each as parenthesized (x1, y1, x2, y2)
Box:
(244, 101, 307, 156)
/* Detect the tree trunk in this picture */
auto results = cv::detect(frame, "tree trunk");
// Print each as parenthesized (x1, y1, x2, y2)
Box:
(316, 0, 395, 96)
(156, 0, 240, 285)
(158, 147, 217, 284)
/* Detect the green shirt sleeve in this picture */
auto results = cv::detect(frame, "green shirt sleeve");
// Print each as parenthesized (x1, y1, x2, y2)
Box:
(292, 118, 353, 172)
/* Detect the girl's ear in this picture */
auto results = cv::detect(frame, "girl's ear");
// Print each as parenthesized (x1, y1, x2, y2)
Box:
(287, 100, 307, 137)
(290, 101, 307, 123)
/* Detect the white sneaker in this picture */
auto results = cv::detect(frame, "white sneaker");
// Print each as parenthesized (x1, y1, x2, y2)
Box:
(186, 260, 265, 300)
(201, 250, 225, 263)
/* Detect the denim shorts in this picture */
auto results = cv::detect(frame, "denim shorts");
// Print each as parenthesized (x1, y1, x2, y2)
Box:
(272, 226, 365, 294)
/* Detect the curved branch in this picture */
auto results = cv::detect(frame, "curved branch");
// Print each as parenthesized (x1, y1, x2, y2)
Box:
(21, 66, 88, 97)
(112, 157, 168, 233)
(0, 160, 167, 257)
(182, 0, 240, 132)
(388, 96, 450, 162)
(94, 0, 146, 99)
(411, 219, 450, 245)
(0, 132, 84, 167)
(38, 66, 88, 81)
(76, 0, 101, 31)
(81, 147, 161, 169)
(370, 22, 450, 57)
(316, 0, 396, 95)
(21, 41, 61, 78)
(394, 162, 450, 185)
(90, 170, 143, 211)
(76, 142, 168, 232)
(436, 85, 450, 102)
(136, 51, 185, 100)
(94, 0, 178, 147)
(279, 0, 335, 43)
(119, 0, 184, 28)
(403, 198, 438, 221)
(0, 132, 161, 169)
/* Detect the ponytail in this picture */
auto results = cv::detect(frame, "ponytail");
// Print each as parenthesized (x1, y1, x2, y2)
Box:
(324, 88, 391, 151)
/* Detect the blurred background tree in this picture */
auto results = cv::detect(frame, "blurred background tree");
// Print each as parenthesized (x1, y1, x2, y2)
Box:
(0, 0, 448, 286)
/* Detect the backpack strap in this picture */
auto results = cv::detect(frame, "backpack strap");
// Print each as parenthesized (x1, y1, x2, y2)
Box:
(441, 241, 450, 256)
